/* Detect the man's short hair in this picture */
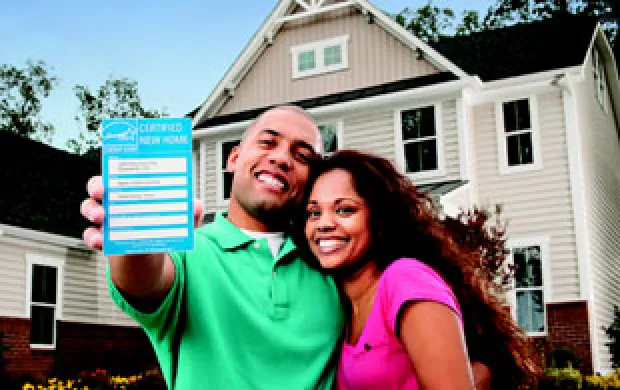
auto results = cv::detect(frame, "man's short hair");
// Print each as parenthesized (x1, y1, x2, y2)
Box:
(241, 105, 323, 153)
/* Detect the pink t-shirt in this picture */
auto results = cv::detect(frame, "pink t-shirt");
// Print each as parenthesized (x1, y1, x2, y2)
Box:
(337, 258, 462, 390)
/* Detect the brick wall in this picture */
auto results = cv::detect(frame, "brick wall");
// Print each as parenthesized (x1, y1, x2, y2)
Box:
(55, 321, 157, 376)
(0, 317, 157, 382)
(546, 301, 593, 374)
(0, 317, 54, 383)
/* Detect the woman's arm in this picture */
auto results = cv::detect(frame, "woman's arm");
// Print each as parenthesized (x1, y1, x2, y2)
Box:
(399, 301, 475, 390)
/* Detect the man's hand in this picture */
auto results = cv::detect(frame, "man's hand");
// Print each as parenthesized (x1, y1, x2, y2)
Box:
(80, 175, 205, 250)
(80, 175, 204, 305)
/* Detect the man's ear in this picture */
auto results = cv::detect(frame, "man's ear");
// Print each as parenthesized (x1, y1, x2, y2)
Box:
(226, 145, 240, 173)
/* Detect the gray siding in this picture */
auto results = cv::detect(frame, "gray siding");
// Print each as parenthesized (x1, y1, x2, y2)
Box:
(217, 7, 439, 116)
(473, 91, 580, 301)
(576, 54, 620, 373)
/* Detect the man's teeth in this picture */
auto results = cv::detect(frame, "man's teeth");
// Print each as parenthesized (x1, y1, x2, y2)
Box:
(258, 174, 284, 189)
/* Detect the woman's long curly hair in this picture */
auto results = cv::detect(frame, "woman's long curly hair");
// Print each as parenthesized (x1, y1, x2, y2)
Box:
(297, 150, 541, 389)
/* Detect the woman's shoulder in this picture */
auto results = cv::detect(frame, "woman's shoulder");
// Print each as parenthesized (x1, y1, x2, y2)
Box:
(380, 258, 456, 304)
(383, 257, 444, 282)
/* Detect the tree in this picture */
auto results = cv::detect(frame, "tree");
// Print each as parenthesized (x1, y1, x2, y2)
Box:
(603, 305, 620, 368)
(0, 60, 57, 143)
(443, 204, 514, 293)
(395, 1, 456, 43)
(456, 10, 484, 36)
(68, 77, 166, 156)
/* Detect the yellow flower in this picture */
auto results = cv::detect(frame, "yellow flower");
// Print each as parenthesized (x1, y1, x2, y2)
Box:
(22, 384, 35, 390)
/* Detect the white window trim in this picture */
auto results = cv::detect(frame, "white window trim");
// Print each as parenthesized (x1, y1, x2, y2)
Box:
(216, 137, 241, 208)
(394, 102, 446, 181)
(506, 236, 552, 337)
(291, 35, 349, 79)
(318, 119, 344, 156)
(26, 254, 64, 350)
(593, 46, 609, 113)
(496, 95, 543, 175)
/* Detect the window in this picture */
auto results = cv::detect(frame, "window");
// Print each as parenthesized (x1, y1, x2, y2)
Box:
(497, 97, 542, 174)
(318, 121, 343, 155)
(291, 35, 349, 79)
(27, 255, 63, 349)
(396, 104, 444, 178)
(508, 238, 549, 336)
(218, 139, 241, 204)
(593, 46, 608, 111)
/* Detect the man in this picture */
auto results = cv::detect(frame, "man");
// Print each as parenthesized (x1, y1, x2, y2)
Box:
(81, 106, 343, 389)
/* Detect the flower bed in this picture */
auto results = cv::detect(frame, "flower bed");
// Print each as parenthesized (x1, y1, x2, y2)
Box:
(20, 368, 166, 390)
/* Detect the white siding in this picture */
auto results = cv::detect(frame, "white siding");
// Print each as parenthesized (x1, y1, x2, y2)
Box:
(0, 233, 134, 327)
(574, 52, 620, 373)
(341, 109, 396, 162)
(442, 99, 461, 181)
(0, 242, 28, 316)
(472, 91, 580, 301)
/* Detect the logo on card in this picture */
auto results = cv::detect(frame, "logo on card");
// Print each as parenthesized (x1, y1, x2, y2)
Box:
(102, 121, 138, 145)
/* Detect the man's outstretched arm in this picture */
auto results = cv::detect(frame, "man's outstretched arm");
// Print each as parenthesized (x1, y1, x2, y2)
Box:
(80, 175, 203, 305)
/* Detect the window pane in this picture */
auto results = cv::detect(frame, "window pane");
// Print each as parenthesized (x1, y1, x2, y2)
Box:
(223, 172, 234, 200)
(503, 99, 531, 132)
(516, 290, 545, 333)
(319, 124, 338, 153)
(514, 245, 543, 288)
(404, 139, 437, 173)
(32, 265, 57, 304)
(401, 106, 435, 140)
(31, 305, 55, 345)
(298, 50, 316, 72)
(324, 45, 342, 66)
(507, 133, 533, 166)
(221, 140, 240, 169)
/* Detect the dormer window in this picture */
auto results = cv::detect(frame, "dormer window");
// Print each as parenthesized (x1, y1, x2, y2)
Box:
(291, 36, 349, 79)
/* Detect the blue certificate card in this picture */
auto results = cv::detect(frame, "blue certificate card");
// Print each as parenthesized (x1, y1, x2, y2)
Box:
(101, 118, 194, 256)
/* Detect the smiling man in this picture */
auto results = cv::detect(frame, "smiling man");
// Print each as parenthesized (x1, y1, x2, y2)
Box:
(80, 105, 343, 390)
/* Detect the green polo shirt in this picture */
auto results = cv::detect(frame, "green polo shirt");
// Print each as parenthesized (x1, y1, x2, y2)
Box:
(107, 212, 343, 389)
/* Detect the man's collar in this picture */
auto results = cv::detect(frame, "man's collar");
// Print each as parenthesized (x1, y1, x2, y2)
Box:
(210, 211, 254, 250)
(209, 211, 298, 257)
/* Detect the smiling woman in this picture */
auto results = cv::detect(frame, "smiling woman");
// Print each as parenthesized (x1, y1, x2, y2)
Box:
(298, 150, 542, 390)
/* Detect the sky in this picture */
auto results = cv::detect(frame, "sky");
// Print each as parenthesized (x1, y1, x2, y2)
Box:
(1, 0, 491, 151)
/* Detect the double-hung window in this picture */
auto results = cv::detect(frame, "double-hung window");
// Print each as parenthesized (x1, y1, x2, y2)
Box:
(497, 97, 542, 174)
(508, 238, 549, 336)
(396, 104, 444, 178)
(217, 138, 241, 205)
(291, 36, 349, 79)
(27, 255, 63, 349)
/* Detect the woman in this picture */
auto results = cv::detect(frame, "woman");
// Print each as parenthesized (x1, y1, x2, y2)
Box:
(299, 150, 540, 389)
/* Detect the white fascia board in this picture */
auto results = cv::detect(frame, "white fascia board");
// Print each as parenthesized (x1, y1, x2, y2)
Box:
(192, 78, 472, 139)
(0, 223, 91, 252)
(353, 0, 468, 79)
(192, 0, 293, 126)
(470, 66, 584, 104)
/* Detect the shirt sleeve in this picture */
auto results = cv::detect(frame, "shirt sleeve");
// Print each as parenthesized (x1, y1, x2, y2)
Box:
(106, 251, 185, 342)
(381, 258, 462, 335)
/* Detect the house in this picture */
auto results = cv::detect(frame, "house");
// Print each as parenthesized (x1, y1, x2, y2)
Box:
(0, 132, 155, 382)
(189, 0, 620, 374)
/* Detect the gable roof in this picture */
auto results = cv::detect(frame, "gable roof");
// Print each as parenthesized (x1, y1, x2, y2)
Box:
(0, 132, 98, 239)
(190, 0, 468, 125)
(430, 14, 599, 82)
